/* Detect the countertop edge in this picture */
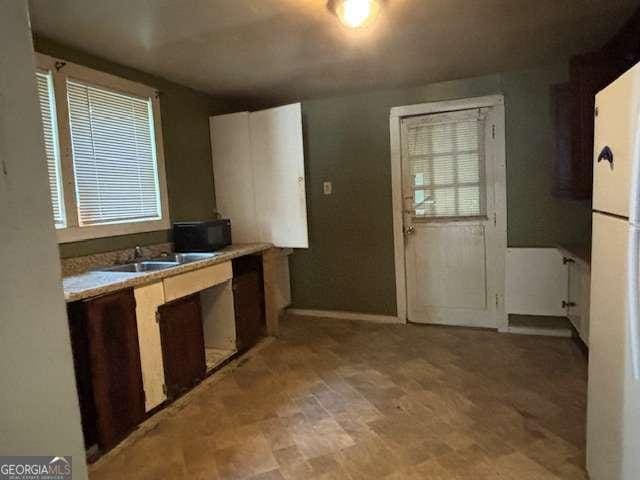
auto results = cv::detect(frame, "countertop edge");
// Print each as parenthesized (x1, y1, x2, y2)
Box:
(63, 243, 273, 303)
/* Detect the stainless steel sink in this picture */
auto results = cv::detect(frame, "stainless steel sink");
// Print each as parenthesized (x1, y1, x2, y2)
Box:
(97, 261, 180, 273)
(152, 252, 221, 264)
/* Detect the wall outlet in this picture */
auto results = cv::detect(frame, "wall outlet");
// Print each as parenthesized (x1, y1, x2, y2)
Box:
(323, 181, 332, 195)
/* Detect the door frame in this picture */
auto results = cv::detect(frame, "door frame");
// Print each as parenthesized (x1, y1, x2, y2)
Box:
(389, 95, 508, 331)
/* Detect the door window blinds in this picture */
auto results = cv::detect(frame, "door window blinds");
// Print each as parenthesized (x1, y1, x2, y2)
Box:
(404, 109, 487, 220)
(35, 71, 65, 227)
(67, 79, 161, 226)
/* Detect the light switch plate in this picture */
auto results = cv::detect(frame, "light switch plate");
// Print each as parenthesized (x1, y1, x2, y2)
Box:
(323, 181, 332, 195)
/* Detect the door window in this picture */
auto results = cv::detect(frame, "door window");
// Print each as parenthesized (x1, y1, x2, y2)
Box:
(403, 109, 487, 220)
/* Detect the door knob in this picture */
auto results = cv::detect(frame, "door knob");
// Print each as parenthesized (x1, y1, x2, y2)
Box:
(404, 226, 416, 235)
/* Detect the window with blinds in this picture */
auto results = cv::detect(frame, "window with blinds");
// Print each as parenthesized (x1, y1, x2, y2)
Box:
(404, 109, 487, 220)
(67, 79, 162, 226)
(35, 71, 65, 228)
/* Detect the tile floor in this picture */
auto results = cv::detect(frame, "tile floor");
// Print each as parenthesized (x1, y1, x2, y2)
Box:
(90, 315, 588, 479)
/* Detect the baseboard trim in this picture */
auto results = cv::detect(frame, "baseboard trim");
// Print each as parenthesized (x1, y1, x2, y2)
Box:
(286, 308, 404, 324)
(508, 326, 573, 338)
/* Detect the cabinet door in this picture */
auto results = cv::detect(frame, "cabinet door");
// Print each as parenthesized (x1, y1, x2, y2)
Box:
(233, 256, 266, 353)
(569, 53, 622, 200)
(83, 290, 145, 451)
(566, 259, 580, 329)
(572, 260, 591, 346)
(158, 295, 206, 400)
(67, 302, 98, 449)
(551, 83, 576, 198)
(210, 112, 258, 243)
(505, 248, 568, 316)
(250, 103, 309, 248)
(134, 283, 166, 411)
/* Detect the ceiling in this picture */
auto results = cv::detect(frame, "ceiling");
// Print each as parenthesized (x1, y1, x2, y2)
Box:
(29, 0, 638, 103)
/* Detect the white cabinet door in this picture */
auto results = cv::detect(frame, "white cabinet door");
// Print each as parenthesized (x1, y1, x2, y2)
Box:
(210, 104, 308, 248)
(134, 282, 166, 411)
(250, 103, 308, 248)
(593, 63, 640, 218)
(505, 248, 568, 317)
(567, 257, 591, 346)
(210, 112, 258, 243)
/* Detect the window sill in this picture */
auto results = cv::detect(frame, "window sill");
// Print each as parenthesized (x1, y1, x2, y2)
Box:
(56, 218, 171, 244)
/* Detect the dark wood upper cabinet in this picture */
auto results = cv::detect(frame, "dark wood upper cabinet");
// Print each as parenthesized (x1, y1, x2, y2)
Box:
(552, 8, 640, 200)
(551, 82, 576, 198)
(232, 255, 266, 353)
(80, 289, 145, 452)
(158, 294, 206, 400)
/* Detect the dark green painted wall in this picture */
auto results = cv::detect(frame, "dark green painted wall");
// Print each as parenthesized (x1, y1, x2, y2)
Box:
(290, 63, 591, 316)
(33, 37, 247, 258)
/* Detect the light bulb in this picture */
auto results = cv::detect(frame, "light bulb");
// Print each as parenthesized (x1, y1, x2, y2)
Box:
(334, 0, 380, 28)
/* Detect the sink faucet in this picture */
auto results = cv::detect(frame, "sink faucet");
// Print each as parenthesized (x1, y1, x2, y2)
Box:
(133, 246, 144, 260)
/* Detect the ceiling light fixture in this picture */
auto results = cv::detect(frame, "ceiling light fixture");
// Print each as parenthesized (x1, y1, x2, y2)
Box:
(328, 0, 382, 29)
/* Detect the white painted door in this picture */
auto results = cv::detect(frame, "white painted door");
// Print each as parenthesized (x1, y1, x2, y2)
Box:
(401, 107, 503, 328)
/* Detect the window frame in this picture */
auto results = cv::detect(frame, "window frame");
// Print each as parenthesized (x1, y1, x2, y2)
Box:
(35, 68, 67, 229)
(36, 53, 170, 243)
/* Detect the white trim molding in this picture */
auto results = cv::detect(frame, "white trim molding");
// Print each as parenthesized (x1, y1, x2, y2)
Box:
(286, 309, 403, 324)
(389, 95, 508, 331)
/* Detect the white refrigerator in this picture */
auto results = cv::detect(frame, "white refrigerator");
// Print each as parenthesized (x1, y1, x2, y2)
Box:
(587, 60, 640, 480)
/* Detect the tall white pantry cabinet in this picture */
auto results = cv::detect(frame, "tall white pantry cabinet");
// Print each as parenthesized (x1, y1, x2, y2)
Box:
(209, 103, 309, 249)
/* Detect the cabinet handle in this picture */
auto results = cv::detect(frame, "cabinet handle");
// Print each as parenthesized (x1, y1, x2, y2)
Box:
(562, 301, 576, 308)
(562, 257, 575, 265)
(597, 146, 614, 169)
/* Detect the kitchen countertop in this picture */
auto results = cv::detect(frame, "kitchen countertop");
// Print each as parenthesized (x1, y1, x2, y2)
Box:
(63, 243, 272, 302)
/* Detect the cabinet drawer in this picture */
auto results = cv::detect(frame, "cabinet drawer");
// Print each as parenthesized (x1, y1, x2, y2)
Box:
(163, 261, 232, 302)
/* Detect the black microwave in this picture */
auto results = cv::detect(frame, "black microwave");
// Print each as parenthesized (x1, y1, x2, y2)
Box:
(173, 220, 232, 253)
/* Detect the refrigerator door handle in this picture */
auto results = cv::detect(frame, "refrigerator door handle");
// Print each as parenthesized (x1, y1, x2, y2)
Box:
(628, 226, 640, 380)
(597, 145, 614, 168)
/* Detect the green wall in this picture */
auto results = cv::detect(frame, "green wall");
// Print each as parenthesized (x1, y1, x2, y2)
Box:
(33, 36, 247, 258)
(290, 63, 591, 316)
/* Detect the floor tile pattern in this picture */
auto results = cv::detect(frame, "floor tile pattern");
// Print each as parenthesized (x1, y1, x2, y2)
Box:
(90, 315, 588, 479)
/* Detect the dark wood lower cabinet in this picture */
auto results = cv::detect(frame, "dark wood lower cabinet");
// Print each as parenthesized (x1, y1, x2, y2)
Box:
(67, 289, 145, 452)
(67, 302, 98, 450)
(64, 256, 268, 456)
(232, 255, 266, 353)
(158, 294, 206, 400)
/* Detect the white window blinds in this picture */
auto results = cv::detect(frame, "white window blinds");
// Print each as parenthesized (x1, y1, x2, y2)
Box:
(404, 109, 487, 219)
(35, 71, 65, 228)
(67, 79, 162, 226)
